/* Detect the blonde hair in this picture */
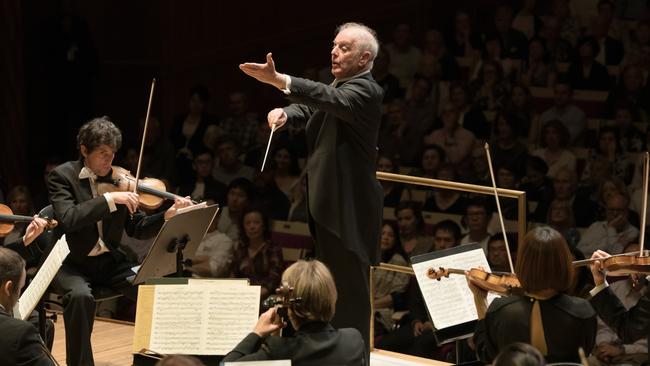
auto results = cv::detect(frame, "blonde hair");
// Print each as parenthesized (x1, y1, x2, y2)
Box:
(282, 260, 337, 326)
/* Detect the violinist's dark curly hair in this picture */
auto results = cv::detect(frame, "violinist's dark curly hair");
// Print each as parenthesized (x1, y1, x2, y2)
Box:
(77, 116, 122, 153)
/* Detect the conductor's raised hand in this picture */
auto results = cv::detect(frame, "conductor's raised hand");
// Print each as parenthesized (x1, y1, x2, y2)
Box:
(267, 108, 287, 130)
(239, 53, 287, 90)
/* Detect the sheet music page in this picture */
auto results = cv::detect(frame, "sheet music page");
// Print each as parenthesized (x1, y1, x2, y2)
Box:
(411, 247, 498, 330)
(132, 285, 156, 353)
(225, 360, 291, 366)
(16, 235, 70, 320)
(370, 350, 451, 366)
(147, 284, 260, 355)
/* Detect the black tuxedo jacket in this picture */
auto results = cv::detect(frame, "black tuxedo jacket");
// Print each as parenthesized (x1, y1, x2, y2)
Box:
(0, 308, 54, 366)
(591, 286, 650, 359)
(47, 160, 164, 264)
(223, 322, 367, 366)
(283, 73, 384, 265)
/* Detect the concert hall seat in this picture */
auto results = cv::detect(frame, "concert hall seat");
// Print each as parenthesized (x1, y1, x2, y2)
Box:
(270, 220, 314, 265)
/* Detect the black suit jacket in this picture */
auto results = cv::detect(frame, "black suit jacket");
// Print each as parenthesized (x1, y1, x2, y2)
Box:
(223, 322, 367, 366)
(283, 72, 384, 265)
(591, 286, 650, 358)
(474, 294, 596, 364)
(0, 308, 54, 366)
(47, 160, 165, 264)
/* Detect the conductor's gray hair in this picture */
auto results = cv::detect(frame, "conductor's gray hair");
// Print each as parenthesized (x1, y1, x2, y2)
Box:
(336, 22, 380, 69)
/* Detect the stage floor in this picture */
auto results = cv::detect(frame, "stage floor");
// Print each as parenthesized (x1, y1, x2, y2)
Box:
(52, 316, 135, 366)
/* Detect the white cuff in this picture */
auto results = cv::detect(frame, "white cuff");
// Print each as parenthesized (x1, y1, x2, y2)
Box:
(280, 74, 291, 95)
(589, 280, 610, 297)
(103, 192, 117, 212)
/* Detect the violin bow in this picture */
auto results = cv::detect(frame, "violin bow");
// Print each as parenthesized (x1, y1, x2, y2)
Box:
(484, 142, 516, 274)
(640, 152, 649, 257)
(261, 124, 277, 172)
(134, 78, 156, 193)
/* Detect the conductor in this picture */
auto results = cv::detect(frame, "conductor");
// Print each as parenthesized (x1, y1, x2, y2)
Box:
(239, 22, 384, 347)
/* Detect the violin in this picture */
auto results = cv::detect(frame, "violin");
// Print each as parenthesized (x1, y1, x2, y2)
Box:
(96, 166, 188, 210)
(426, 267, 522, 295)
(263, 282, 303, 325)
(425, 143, 521, 296)
(0, 204, 57, 237)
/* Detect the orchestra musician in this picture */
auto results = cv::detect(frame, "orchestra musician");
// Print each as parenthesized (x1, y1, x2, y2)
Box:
(469, 226, 597, 363)
(47, 116, 192, 366)
(223, 259, 367, 366)
(0, 247, 55, 366)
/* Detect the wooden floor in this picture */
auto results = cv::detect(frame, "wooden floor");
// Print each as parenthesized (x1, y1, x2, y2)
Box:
(52, 315, 135, 366)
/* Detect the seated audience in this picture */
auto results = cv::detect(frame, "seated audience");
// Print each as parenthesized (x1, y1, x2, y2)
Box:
(230, 206, 284, 299)
(223, 260, 367, 366)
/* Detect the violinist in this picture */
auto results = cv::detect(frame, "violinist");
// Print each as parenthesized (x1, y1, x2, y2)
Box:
(470, 226, 596, 363)
(47, 116, 192, 366)
(223, 259, 367, 366)
(588, 249, 650, 363)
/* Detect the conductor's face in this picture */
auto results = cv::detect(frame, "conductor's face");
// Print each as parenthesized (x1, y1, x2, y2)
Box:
(331, 28, 370, 79)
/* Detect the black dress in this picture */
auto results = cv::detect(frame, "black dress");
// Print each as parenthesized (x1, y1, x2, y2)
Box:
(474, 293, 597, 363)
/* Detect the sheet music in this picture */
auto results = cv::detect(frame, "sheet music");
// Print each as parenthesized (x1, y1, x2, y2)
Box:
(411, 247, 498, 330)
(147, 284, 260, 355)
(370, 351, 449, 366)
(15, 235, 70, 320)
(226, 361, 291, 366)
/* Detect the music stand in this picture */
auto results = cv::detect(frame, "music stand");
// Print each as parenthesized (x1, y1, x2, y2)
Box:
(132, 204, 219, 284)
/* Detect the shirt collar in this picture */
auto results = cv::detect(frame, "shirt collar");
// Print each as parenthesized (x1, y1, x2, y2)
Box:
(331, 68, 371, 87)
(79, 166, 97, 181)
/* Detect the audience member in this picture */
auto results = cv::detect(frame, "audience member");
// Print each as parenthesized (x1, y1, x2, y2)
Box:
(411, 144, 445, 181)
(567, 37, 612, 91)
(218, 177, 255, 240)
(539, 82, 587, 145)
(171, 85, 217, 186)
(460, 196, 493, 253)
(488, 5, 529, 60)
(423, 102, 475, 169)
(532, 120, 576, 178)
(373, 221, 409, 336)
(520, 156, 554, 217)
(372, 48, 404, 103)
(219, 91, 260, 151)
(519, 37, 556, 88)
(230, 206, 284, 299)
(377, 155, 408, 208)
(577, 193, 638, 257)
(395, 201, 433, 259)
(433, 219, 461, 251)
(546, 198, 580, 248)
(385, 23, 422, 88)
(212, 136, 254, 186)
(490, 111, 529, 178)
(424, 164, 468, 215)
(189, 208, 235, 278)
(486, 233, 516, 273)
(446, 10, 482, 58)
(177, 148, 227, 206)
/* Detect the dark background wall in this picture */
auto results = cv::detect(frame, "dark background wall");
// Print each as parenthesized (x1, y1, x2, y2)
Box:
(1, 0, 506, 192)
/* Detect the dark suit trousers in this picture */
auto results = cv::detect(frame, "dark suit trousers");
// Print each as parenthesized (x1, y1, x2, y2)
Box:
(312, 222, 371, 351)
(53, 252, 137, 366)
